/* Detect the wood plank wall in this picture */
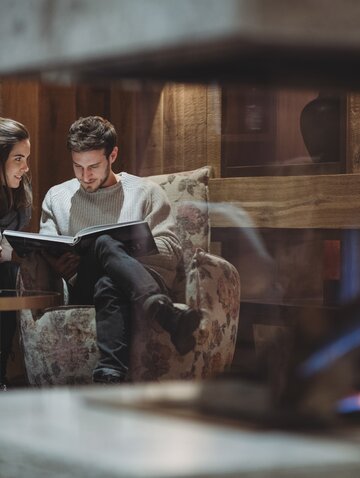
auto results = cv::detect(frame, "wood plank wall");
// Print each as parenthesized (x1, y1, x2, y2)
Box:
(2, 79, 358, 299)
(3, 78, 360, 377)
(0, 80, 220, 230)
(129, 83, 220, 177)
(1, 80, 41, 231)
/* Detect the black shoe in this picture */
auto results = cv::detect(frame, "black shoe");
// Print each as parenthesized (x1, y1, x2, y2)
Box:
(144, 294, 202, 356)
(92, 367, 125, 384)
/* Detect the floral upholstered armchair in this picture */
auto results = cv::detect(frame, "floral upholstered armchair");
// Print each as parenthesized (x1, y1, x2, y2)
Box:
(19, 166, 241, 386)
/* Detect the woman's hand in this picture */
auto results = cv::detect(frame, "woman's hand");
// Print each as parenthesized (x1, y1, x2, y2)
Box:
(42, 251, 80, 281)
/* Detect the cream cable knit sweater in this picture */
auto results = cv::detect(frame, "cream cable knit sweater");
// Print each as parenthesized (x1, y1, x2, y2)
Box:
(40, 173, 182, 289)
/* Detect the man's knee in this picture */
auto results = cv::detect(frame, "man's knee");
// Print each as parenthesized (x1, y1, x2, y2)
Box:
(95, 275, 114, 294)
(94, 275, 125, 299)
(94, 235, 127, 261)
(94, 234, 111, 253)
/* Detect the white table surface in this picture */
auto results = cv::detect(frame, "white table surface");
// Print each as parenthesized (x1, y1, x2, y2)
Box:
(1, 381, 360, 478)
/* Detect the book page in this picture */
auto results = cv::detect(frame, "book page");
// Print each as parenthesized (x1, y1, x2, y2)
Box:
(4, 230, 75, 244)
(76, 220, 144, 238)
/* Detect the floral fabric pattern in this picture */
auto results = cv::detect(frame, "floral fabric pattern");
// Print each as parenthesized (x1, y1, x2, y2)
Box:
(149, 167, 211, 302)
(19, 167, 241, 386)
(187, 249, 241, 378)
(20, 306, 98, 386)
(129, 248, 240, 382)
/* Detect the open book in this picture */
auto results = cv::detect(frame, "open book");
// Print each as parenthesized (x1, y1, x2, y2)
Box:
(3, 220, 159, 258)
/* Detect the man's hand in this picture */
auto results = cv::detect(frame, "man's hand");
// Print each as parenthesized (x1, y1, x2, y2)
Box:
(42, 251, 80, 281)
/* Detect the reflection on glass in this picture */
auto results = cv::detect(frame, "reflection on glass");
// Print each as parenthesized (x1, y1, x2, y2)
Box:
(2, 76, 359, 425)
(221, 85, 345, 176)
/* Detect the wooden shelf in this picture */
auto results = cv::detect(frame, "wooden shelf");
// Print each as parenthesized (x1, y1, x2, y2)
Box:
(241, 298, 332, 308)
(209, 173, 360, 229)
(222, 162, 343, 177)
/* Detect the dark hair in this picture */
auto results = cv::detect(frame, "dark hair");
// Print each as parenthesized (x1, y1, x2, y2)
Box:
(0, 117, 32, 213)
(67, 116, 117, 158)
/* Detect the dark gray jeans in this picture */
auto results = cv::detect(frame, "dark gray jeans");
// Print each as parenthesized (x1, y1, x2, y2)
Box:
(69, 235, 168, 377)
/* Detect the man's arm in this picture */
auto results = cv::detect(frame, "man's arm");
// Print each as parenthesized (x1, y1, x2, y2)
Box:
(144, 183, 182, 262)
(40, 189, 80, 280)
(42, 251, 80, 282)
(138, 181, 182, 290)
(40, 189, 61, 235)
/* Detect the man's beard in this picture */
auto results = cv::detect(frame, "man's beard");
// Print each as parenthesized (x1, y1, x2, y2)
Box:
(80, 162, 111, 192)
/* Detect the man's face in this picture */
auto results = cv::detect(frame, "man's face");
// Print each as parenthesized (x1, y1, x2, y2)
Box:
(72, 147, 118, 192)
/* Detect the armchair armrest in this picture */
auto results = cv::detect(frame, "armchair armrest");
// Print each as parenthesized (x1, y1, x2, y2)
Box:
(129, 248, 241, 382)
(186, 248, 241, 377)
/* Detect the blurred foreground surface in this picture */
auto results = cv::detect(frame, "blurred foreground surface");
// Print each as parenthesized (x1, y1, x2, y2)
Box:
(1, 381, 360, 477)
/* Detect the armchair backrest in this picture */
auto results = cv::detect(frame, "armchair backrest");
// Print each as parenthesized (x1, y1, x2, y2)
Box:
(148, 166, 213, 301)
(148, 166, 212, 263)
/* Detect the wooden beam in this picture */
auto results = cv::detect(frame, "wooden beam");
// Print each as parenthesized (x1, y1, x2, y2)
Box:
(3, 1, 360, 90)
(209, 174, 360, 229)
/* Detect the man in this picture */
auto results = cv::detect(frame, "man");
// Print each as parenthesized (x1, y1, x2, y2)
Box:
(40, 116, 201, 384)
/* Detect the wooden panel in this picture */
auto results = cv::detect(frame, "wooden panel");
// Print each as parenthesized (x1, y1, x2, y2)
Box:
(76, 85, 110, 119)
(163, 83, 184, 173)
(38, 85, 76, 206)
(110, 82, 219, 176)
(1, 79, 40, 230)
(209, 174, 360, 229)
(110, 85, 136, 174)
(135, 85, 163, 176)
(206, 84, 221, 177)
(162, 83, 217, 174)
(346, 92, 360, 173)
(183, 84, 207, 170)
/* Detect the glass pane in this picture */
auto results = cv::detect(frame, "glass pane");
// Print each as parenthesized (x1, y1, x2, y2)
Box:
(221, 85, 346, 176)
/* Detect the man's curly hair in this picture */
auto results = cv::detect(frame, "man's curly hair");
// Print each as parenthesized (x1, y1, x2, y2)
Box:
(67, 116, 117, 158)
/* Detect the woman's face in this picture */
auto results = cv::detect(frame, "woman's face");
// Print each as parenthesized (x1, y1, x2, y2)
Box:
(5, 139, 30, 189)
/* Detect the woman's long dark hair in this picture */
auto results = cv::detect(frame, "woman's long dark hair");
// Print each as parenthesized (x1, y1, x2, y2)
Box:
(0, 117, 32, 216)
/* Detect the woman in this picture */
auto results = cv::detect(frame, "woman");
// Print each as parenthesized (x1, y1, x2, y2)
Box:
(0, 117, 31, 387)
